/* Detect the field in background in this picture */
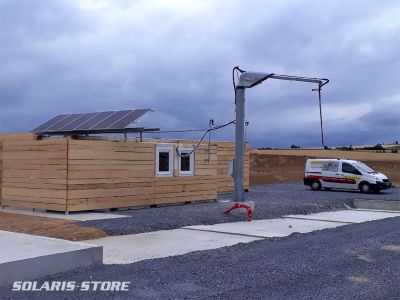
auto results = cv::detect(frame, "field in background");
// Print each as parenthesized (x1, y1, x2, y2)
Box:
(250, 150, 400, 186)
(252, 149, 400, 162)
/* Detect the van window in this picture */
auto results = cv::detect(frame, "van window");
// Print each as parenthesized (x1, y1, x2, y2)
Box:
(342, 163, 361, 175)
(322, 161, 339, 172)
(355, 162, 375, 173)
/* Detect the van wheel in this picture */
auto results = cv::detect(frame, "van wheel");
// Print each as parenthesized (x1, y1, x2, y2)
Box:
(311, 180, 321, 191)
(359, 182, 371, 193)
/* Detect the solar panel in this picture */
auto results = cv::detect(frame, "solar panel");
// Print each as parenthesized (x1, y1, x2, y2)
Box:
(32, 114, 69, 133)
(60, 112, 98, 131)
(91, 110, 132, 130)
(73, 111, 113, 130)
(32, 109, 152, 135)
(44, 114, 81, 132)
(109, 109, 149, 129)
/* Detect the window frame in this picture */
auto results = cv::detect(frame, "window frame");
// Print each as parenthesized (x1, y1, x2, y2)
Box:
(156, 146, 174, 177)
(178, 147, 195, 176)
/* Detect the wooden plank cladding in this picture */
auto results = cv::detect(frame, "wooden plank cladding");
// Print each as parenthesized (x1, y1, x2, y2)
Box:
(153, 144, 218, 205)
(67, 140, 155, 211)
(1, 140, 68, 211)
(0, 136, 249, 212)
(0, 133, 36, 206)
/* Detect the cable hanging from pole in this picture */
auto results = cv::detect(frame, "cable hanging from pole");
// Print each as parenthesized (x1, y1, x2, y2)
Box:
(208, 118, 214, 161)
(175, 119, 236, 158)
(232, 66, 245, 99)
(145, 129, 208, 134)
(312, 82, 327, 149)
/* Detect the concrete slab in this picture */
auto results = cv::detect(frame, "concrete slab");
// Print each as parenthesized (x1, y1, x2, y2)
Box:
(0, 230, 102, 286)
(87, 229, 261, 264)
(185, 218, 347, 238)
(284, 210, 400, 224)
(0, 207, 130, 221)
(353, 208, 400, 214)
(353, 199, 400, 211)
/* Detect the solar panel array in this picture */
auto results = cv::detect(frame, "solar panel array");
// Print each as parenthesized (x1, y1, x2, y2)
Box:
(33, 109, 151, 134)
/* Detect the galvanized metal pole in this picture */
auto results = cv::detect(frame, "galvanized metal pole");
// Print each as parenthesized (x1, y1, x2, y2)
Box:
(232, 69, 328, 204)
(317, 85, 325, 147)
(234, 87, 246, 202)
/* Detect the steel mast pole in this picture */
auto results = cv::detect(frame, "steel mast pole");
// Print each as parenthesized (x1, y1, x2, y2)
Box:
(231, 68, 329, 212)
(317, 84, 325, 147)
(234, 87, 246, 202)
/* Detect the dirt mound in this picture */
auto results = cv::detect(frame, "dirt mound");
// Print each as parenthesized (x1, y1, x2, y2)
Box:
(250, 154, 307, 185)
(0, 212, 107, 241)
(250, 153, 400, 186)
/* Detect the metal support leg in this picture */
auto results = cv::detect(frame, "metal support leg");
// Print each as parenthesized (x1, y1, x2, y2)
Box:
(234, 87, 246, 202)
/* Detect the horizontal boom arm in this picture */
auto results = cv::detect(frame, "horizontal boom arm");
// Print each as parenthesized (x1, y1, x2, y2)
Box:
(237, 71, 329, 89)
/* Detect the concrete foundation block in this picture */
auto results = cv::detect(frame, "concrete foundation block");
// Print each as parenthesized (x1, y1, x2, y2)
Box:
(353, 199, 400, 211)
(0, 231, 102, 287)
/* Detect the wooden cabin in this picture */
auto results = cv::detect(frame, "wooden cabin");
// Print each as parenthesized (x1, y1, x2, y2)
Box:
(0, 133, 249, 213)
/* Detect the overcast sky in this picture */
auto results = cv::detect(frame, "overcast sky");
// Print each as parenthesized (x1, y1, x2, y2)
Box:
(0, 0, 399, 147)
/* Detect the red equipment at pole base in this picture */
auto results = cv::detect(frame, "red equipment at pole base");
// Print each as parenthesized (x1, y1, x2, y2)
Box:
(223, 202, 252, 222)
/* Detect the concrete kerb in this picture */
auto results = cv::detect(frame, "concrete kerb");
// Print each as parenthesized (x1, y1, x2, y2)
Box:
(0, 207, 130, 221)
(0, 231, 103, 287)
(284, 210, 400, 224)
(353, 199, 400, 211)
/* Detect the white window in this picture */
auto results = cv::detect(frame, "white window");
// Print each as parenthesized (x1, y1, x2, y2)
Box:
(156, 146, 173, 176)
(178, 147, 194, 176)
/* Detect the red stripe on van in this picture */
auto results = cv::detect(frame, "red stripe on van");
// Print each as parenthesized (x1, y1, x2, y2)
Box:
(306, 175, 356, 184)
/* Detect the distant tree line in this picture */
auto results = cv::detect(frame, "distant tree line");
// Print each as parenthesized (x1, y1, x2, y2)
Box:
(335, 143, 398, 153)
(336, 145, 354, 151)
(257, 140, 399, 153)
(362, 144, 384, 150)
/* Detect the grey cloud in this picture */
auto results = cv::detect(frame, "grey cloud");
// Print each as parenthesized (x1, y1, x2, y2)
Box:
(0, 0, 399, 147)
(360, 104, 400, 131)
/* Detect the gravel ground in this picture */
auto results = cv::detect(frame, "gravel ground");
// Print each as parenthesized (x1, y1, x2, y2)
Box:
(80, 182, 399, 235)
(2, 216, 400, 299)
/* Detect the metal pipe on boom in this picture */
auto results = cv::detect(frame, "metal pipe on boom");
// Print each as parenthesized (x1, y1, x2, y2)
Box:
(233, 69, 329, 202)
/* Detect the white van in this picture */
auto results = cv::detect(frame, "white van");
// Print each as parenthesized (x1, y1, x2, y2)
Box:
(304, 159, 391, 193)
